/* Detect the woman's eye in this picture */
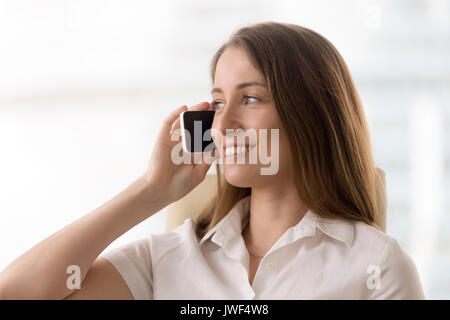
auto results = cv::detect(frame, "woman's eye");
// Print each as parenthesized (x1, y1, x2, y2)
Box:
(245, 96, 259, 104)
(211, 100, 224, 109)
(211, 96, 259, 110)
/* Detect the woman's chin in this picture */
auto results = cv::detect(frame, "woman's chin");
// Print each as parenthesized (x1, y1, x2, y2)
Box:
(224, 164, 259, 188)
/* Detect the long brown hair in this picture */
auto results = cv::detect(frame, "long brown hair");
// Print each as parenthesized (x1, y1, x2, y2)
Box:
(195, 21, 380, 239)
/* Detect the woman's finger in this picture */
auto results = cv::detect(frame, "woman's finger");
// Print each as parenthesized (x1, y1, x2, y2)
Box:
(189, 101, 210, 111)
(171, 101, 211, 134)
(157, 105, 188, 143)
(170, 117, 181, 134)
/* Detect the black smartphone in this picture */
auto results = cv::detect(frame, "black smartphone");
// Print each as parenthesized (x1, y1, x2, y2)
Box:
(180, 110, 216, 153)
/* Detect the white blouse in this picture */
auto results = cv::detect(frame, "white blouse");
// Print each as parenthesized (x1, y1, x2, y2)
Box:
(101, 195, 425, 299)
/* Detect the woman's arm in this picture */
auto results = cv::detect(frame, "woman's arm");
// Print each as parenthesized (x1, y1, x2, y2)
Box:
(63, 257, 135, 300)
(0, 102, 215, 299)
(0, 176, 165, 300)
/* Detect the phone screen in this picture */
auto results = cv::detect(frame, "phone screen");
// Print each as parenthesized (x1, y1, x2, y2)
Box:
(180, 110, 216, 153)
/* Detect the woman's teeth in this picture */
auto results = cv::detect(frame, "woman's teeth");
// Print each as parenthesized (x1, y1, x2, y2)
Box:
(224, 144, 256, 156)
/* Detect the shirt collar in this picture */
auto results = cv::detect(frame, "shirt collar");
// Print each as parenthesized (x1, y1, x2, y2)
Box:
(198, 195, 354, 248)
(313, 212, 355, 247)
(199, 195, 250, 247)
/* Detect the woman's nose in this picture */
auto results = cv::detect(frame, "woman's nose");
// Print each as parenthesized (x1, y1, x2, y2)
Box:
(213, 108, 242, 133)
(212, 107, 245, 144)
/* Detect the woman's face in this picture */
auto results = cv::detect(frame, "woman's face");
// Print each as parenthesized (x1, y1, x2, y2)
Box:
(211, 47, 292, 188)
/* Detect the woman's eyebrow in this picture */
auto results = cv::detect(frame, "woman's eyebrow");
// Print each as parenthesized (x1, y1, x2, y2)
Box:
(210, 81, 267, 94)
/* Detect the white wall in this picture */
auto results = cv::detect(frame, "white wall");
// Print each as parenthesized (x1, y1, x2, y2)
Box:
(0, 0, 449, 298)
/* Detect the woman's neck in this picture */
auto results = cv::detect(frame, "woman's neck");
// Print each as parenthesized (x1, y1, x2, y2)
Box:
(243, 182, 308, 256)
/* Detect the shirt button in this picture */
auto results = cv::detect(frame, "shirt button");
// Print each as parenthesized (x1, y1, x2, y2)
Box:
(265, 262, 274, 270)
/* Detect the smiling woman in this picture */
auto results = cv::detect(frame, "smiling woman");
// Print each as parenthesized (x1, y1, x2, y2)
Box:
(0, 21, 425, 300)
(191, 22, 425, 297)
(198, 22, 382, 239)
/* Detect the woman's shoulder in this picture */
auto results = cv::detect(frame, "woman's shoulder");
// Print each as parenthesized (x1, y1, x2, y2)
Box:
(351, 221, 425, 299)
(351, 221, 412, 269)
(352, 220, 392, 252)
(149, 218, 199, 262)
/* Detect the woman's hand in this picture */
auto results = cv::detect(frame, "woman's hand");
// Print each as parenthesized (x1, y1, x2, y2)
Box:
(0, 101, 217, 300)
(142, 101, 218, 205)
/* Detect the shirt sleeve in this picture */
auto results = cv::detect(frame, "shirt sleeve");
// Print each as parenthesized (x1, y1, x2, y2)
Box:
(100, 237, 153, 300)
(369, 237, 426, 299)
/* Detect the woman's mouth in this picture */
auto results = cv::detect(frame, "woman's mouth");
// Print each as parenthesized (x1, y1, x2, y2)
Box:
(222, 144, 257, 162)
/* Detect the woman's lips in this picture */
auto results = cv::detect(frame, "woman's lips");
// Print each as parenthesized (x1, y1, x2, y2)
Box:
(221, 144, 257, 162)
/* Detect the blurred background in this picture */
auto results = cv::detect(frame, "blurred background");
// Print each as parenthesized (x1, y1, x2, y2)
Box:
(0, 0, 448, 299)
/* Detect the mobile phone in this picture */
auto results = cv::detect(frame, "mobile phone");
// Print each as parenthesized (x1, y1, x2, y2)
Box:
(180, 110, 216, 153)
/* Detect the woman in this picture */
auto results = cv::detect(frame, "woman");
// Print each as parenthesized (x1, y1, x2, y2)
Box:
(0, 22, 424, 299)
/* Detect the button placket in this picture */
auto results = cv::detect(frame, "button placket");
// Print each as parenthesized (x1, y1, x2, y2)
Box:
(259, 251, 277, 273)
(250, 253, 277, 294)
(264, 261, 274, 270)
